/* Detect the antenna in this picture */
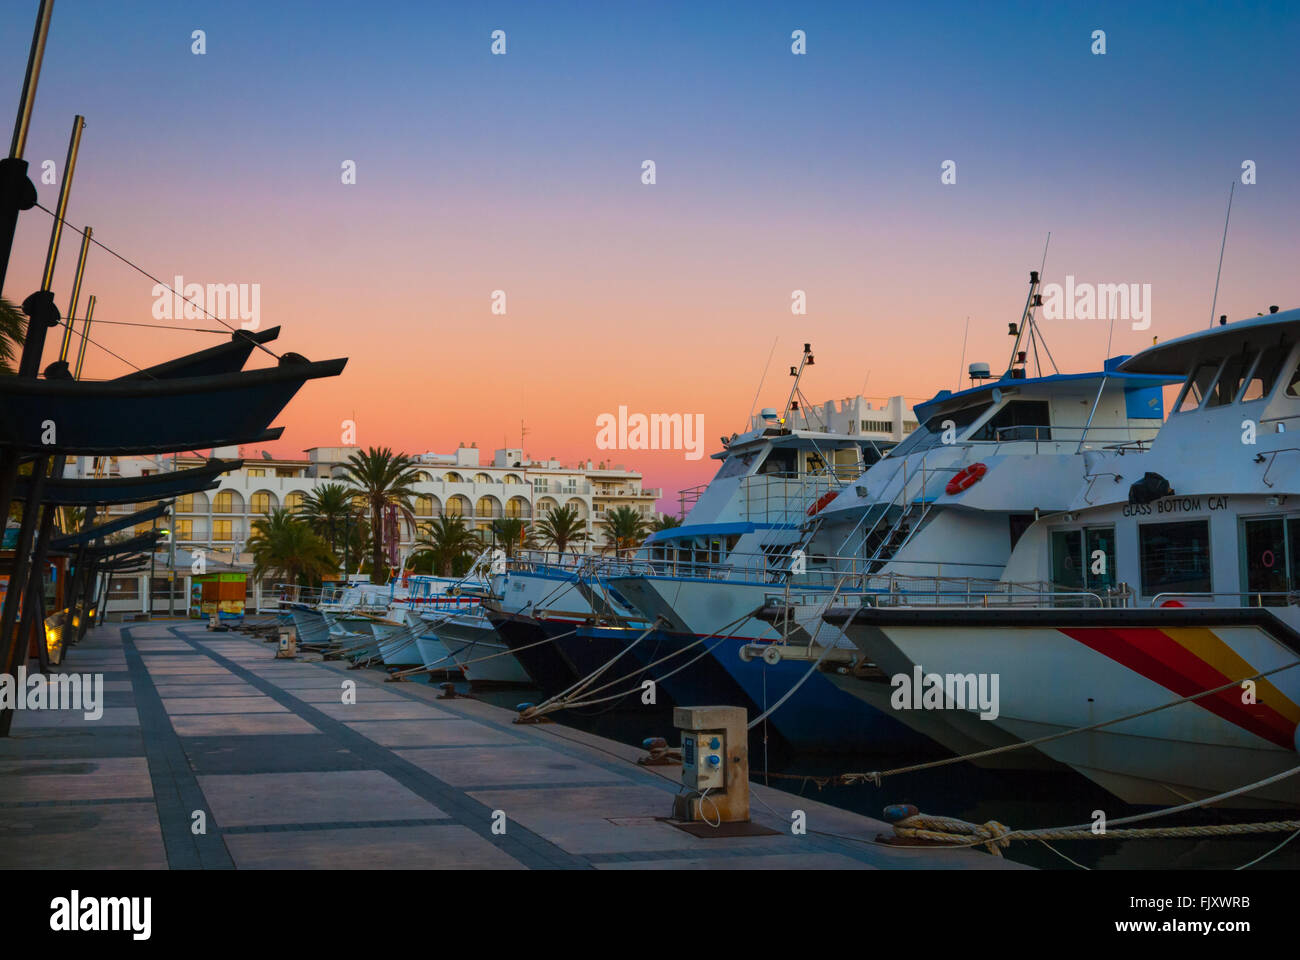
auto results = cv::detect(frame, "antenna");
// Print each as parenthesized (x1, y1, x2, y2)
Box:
(781, 343, 814, 424)
(1209, 181, 1235, 328)
(1004, 234, 1059, 379)
(956, 315, 970, 392)
(747, 336, 779, 426)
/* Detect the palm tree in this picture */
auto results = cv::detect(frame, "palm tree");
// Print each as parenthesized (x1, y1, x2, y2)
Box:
(535, 504, 588, 555)
(57, 506, 86, 535)
(488, 517, 538, 558)
(598, 505, 649, 556)
(411, 516, 481, 577)
(248, 508, 338, 586)
(301, 482, 353, 555)
(651, 513, 682, 532)
(0, 297, 26, 375)
(338, 446, 422, 584)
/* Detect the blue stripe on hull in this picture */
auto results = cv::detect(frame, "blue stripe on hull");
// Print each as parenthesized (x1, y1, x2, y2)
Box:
(618, 629, 759, 715)
(704, 636, 933, 754)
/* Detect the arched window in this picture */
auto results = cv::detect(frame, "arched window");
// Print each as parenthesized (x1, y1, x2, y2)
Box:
(476, 496, 501, 518)
(475, 473, 492, 484)
(503, 474, 522, 484)
(445, 495, 469, 517)
(444, 471, 463, 483)
(251, 491, 272, 515)
(284, 491, 305, 513)
(505, 496, 531, 519)
(213, 491, 235, 513)
(415, 495, 434, 517)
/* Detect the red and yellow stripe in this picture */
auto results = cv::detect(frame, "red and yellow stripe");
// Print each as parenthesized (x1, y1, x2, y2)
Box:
(1060, 626, 1300, 749)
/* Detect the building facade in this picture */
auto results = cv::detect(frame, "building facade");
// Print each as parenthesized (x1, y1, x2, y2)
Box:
(74, 443, 663, 615)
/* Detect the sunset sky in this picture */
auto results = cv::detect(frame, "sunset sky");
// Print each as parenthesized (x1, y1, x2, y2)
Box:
(2, 0, 1297, 507)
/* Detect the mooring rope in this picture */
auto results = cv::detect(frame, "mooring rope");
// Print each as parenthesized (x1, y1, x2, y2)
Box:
(517, 605, 766, 717)
(746, 575, 854, 730)
(884, 763, 1300, 856)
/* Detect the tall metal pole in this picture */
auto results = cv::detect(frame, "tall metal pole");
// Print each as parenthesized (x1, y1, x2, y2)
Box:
(73, 292, 94, 379)
(147, 514, 157, 621)
(0, 115, 84, 730)
(52, 223, 91, 369)
(0, 115, 82, 533)
(0, 0, 54, 296)
(167, 479, 176, 617)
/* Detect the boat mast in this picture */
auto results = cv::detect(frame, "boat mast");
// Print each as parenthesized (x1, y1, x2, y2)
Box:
(781, 342, 814, 426)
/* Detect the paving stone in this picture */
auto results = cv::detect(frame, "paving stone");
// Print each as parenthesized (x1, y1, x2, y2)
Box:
(224, 824, 524, 869)
(196, 770, 448, 827)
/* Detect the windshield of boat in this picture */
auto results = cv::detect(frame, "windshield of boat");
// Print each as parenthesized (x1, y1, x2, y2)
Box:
(886, 401, 992, 458)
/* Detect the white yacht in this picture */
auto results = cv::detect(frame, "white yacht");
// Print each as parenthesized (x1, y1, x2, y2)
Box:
(826, 308, 1300, 806)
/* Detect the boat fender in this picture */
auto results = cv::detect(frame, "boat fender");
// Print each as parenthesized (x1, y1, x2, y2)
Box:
(883, 803, 920, 823)
(762, 645, 782, 666)
(515, 702, 535, 713)
(945, 462, 988, 496)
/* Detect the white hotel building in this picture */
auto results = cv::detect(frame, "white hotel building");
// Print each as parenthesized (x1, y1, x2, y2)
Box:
(78, 443, 662, 615)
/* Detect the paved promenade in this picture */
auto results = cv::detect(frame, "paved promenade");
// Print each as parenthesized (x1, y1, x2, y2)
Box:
(0, 622, 1028, 870)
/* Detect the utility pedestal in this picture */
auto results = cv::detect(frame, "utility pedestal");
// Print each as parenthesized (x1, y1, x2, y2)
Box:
(275, 627, 298, 659)
(671, 705, 749, 823)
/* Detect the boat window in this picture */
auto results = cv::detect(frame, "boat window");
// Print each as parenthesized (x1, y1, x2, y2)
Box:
(1173, 360, 1223, 412)
(1284, 353, 1300, 398)
(1239, 344, 1291, 402)
(970, 400, 1052, 441)
(1008, 513, 1036, 552)
(1207, 352, 1254, 407)
(1242, 516, 1288, 606)
(886, 402, 993, 459)
(1049, 525, 1115, 592)
(713, 451, 757, 480)
(756, 447, 798, 476)
(804, 451, 828, 476)
(1049, 529, 1083, 589)
(1139, 520, 1211, 596)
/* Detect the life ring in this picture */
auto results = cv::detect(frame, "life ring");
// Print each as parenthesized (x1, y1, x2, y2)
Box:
(945, 462, 988, 496)
(807, 491, 838, 516)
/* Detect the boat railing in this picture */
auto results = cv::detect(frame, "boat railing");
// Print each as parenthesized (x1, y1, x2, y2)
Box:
(1148, 590, 1300, 609)
(962, 423, 1160, 456)
(766, 577, 1126, 610)
(275, 583, 344, 607)
(585, 548, 1011, 587)
(739, 469, 858, 525)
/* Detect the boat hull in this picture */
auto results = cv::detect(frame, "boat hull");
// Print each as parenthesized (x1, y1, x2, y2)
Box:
(611, 574, 931, 753)
(430, 612, 531, 685)
(833, 607, 1300, 807)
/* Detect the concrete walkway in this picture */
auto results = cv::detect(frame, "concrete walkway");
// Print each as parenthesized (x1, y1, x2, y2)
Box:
(0, 622, 1028, 870)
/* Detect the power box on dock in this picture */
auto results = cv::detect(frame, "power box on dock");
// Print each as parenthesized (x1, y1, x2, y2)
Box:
(672, 705, 749, 824)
